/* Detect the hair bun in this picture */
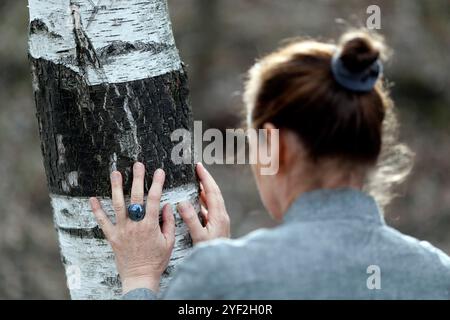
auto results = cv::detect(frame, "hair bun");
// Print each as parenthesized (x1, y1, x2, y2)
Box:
(338, 32, 381, 73)
(331, 31, 385, 92)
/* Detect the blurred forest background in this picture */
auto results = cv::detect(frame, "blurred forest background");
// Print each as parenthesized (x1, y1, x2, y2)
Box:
(0, 0, 449, 299)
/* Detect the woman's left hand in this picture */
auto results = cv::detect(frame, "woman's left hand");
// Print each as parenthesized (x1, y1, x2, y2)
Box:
(89, 162, 175, 294)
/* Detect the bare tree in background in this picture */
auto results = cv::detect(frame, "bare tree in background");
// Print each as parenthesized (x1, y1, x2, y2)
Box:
(27, 0, 198, 299)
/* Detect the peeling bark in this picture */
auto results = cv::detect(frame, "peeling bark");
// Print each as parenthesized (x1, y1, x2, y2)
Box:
(28, 0, 198, 299)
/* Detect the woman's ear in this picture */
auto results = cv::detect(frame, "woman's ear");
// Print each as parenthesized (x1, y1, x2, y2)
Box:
(262, 124, 302, 176)
(261, 123, 280, 176)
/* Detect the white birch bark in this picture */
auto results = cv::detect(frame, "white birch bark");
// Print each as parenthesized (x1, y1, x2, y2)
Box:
(29, 0, 182, 84)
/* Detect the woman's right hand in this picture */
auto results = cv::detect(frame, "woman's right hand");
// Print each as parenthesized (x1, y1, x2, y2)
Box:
(177, 163, 230, 244)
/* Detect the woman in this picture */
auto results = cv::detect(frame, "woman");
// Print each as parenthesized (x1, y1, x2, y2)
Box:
(89, 30, 450, 299)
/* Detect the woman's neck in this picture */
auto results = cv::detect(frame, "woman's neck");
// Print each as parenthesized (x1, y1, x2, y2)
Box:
(277, 161, 366, 219)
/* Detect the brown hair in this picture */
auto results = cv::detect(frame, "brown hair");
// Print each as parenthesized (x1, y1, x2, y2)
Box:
(244, 30, 413, 206)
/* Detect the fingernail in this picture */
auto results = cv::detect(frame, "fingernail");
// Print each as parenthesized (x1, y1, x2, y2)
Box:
(89, 197, 97, 208)
(110, 171, 120, 181)
(163, 203, 173, 212)
(154, 168, 164, 178)
(177, 201, 189, 212)
(134, 162, 144, 169)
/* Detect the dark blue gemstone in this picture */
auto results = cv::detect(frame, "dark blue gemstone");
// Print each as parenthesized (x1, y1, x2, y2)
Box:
(127, 203, 145, 221)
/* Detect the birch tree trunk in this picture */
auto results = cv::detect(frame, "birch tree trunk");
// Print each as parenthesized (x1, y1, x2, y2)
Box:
(28, 0, 198, 299)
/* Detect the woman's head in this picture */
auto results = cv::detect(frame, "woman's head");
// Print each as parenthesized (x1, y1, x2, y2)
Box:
(244, 30, 413, 219)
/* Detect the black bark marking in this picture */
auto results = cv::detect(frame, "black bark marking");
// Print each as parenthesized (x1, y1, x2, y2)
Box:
(98, 40, 172, 60)
(101, 275, 121, 287)
(180, 233, 193, 248)
(29, 19, 63, 39)
(60, 208, 71, 217)
(58, 226, 106, 239)
(162, 265, 175, 277)
(71, 5, 102, 70)
(30, 57, 196, 197)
